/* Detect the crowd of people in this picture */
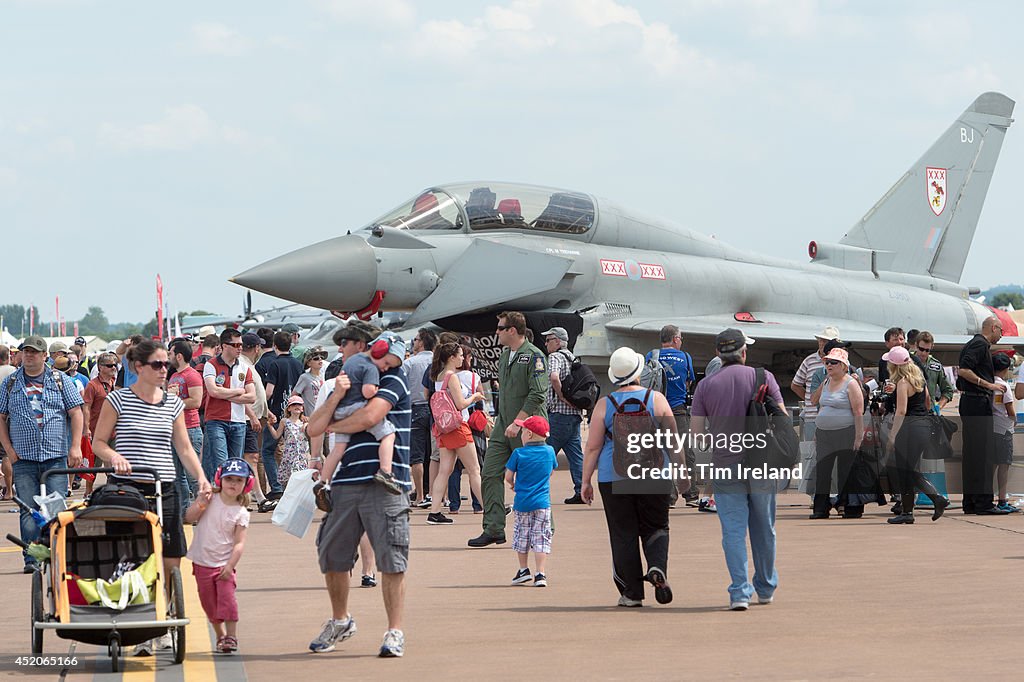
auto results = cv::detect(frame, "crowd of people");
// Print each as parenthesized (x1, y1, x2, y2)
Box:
(0, 310, 1019, 659)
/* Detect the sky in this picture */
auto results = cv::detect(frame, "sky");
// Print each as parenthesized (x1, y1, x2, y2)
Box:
(2, 0, 1023, 325)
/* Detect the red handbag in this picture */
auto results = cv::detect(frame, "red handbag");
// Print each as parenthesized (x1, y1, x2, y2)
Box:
(467, 374, 488, 433)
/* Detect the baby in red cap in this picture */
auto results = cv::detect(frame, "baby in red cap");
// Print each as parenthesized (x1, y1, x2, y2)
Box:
(505, 415, 558, 587)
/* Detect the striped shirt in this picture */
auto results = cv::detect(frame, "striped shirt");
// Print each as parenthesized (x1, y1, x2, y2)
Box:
(0, 367, 84, 462)
(792, 352, 825, 419)
(106, 388, 184, 484)
(331, 366, 412, 491)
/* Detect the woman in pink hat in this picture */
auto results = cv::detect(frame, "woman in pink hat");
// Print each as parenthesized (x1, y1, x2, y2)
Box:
(809, 347, 865, 519)
(883, 346, 949, 524)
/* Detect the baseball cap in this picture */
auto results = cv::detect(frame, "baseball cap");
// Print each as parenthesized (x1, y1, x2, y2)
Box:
(74, 336, 86, 346)
(370, 332, 406, 365)
(286, 394, 305, 409)
(541, 327, 569, 343)
(20, 335, 47, 352)
(514, 415, 550, 438)
(281, 323, 301, 334)
(48, 340, 69, 354)
(716, 328, 755, 353)
(814, 326, 841, 341)
(881, 346, 911, 366)
(220, 458, 252, 479)
(241, 332, 266, 348)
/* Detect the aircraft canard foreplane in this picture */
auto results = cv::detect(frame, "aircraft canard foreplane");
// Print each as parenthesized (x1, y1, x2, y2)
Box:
(232, 93, 1019, 378)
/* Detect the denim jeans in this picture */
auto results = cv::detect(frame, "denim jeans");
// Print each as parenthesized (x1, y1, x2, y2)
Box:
(173, 426, 202, 514)
(714, 463, 778, 604)
(204, 420, 245, 481)
(260, 424, 283, 495)
(547, 413, 583, 495)
(12, 458, 68, 566)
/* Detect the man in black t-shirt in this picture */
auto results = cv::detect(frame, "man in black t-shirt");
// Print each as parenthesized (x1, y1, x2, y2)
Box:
(956, 317, 1010, 515)
(260, 331, 304, 498)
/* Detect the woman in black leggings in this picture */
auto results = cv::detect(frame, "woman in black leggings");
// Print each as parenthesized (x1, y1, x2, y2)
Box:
(884, 346, 949, 524)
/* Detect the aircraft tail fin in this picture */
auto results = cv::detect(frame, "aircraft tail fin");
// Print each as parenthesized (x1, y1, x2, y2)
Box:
(840, 92, 1014, 283)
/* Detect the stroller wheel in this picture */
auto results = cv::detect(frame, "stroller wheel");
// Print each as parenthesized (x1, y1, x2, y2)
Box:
(109, 637, 121, 672)
(169, 567, 187, 664)
(31, 569, 44, 654)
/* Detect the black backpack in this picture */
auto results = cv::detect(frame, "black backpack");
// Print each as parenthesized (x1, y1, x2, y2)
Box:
(88, 483, 150, 512)
(745, 367, 799, 470)
(557, 350, 601, 411)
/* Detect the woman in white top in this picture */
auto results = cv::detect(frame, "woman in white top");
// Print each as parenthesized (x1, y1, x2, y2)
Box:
(93, 339, 212, 575)
(426, 342, 485, 526)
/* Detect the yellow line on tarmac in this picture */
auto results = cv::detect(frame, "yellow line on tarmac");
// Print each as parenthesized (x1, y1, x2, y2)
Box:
(179, 526, 217, 681)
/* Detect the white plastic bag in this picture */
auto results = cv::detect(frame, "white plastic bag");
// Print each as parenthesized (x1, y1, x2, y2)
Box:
(272, 469, 317, 538)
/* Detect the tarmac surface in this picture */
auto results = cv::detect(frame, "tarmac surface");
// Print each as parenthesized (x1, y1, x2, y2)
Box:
(1, 467, 1022, 681)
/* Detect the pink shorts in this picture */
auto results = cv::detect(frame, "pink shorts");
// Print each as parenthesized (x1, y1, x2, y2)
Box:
(192, 563, 239, 623)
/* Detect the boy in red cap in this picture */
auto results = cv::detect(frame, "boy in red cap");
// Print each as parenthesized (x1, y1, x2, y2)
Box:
(505, 416, 557, 587)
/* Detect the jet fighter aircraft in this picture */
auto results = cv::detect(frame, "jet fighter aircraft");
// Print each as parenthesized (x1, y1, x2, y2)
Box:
(232, 92, 1019, 380)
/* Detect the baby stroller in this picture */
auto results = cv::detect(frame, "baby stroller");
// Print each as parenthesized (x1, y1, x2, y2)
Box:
(8, 466, 188, 672)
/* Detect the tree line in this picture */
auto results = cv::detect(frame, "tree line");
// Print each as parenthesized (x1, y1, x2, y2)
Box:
(0, 304, 215, 341)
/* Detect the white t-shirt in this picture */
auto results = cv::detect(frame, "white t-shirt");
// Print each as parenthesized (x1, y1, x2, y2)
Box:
(186, 493, 250, 568)
(992, 377, 1015, 434)
(0, 365, 15, 385)
(436, 371, 473, 421)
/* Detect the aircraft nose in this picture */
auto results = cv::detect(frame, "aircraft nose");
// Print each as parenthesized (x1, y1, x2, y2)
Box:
(231, 234, 378, 311)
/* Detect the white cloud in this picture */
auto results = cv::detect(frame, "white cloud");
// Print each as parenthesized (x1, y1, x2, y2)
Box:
(0, 167, 18, 198)
(318, 0, 416, 28)
(98, 104, 216, 151)
(290, 102, 325, 125)
(43, 136, 77, 159)
(399, 0, 728, 81)
(190, 22, 250, 56)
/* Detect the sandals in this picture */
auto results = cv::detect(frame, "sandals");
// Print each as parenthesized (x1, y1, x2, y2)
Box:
(216, 635, 238, 654)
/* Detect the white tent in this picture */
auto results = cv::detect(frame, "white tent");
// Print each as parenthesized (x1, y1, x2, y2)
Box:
(37, 336, 109, 356)
(0, 328, 19, 348)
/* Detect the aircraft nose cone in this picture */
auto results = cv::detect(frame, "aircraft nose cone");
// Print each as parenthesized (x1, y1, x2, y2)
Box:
(232, 234, 377, 311)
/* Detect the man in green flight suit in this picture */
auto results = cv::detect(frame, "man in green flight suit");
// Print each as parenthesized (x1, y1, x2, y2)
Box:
(468, 311, 549, 548)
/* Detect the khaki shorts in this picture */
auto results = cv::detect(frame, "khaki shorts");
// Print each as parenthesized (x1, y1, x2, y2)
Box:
(316, 483, 410, 574)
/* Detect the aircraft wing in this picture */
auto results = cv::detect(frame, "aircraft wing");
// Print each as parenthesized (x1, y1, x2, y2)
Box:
(604, 313, 1024, 351)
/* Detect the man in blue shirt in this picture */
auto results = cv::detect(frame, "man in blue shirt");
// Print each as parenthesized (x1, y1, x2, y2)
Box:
(0, 336, 84, 572)
(646, 325, 696, 504)
(306, 331, 411, 658)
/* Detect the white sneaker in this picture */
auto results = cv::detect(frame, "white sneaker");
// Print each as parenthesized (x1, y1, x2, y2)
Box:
(757, 594, 774, 605)
(379, 629, 404, 657)
(309, 616, 357, 653)
(154, 632, 173, 650)
(729, 601, 749, 611)
(617, 595, 642, 607)
(132, 640, 154, 657)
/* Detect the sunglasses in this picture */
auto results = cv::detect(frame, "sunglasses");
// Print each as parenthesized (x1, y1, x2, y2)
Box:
(311, 354, 327, 361)
(225, 342, 243, 348)
(496, 325, 512, 331)
(824, 359, 842, 367)
(916, 346, 932, 353)
(99, 363, 117, 369)
(144, 360, 171, 371)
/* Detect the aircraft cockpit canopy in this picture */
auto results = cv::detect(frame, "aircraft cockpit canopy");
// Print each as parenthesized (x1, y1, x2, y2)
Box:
(369, 183, 595, 235)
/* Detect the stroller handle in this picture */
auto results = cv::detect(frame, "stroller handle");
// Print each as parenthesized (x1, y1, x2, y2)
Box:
(48, 466, 162, 480)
